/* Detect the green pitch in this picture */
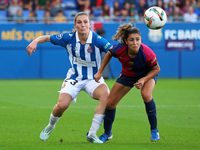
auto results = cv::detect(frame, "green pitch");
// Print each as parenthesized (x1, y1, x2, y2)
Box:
(0, 79, 199, 150)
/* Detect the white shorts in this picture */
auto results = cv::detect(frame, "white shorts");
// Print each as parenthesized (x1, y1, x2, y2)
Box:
(59, 78, 106, 103)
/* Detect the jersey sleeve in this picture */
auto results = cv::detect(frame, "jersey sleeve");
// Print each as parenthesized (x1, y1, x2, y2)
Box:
(110, 43, 124, 58)
(142, 44, 157, 67)
(96, 35, 112, 53)
(50, 33, 71, 48)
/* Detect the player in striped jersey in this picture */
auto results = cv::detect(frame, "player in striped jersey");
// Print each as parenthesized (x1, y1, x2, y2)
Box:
(26, 12, 112, 143)
(94, 23, 160, 142)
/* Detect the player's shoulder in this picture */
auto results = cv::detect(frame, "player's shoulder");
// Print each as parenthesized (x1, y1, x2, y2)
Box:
(140, 43, 156, 57)
(141, 43, 151, 50)
(93, 32, 106, 41)
(52, 32, 74, 39)
(141, 43, 154, 53)
(63, 32, 76, 43)
(63, 32, 75, 38)
(92, 31, 112, 48)
(113, 43, 126, 51)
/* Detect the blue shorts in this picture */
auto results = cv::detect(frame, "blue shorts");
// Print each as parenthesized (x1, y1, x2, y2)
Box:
(116, 73, 157, 88)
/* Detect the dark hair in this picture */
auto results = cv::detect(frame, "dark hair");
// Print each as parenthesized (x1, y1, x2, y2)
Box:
(113, 22, 141, 44)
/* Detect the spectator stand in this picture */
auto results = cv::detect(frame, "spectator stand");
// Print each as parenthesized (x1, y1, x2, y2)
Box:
(105, 0, 124, 8)
(36, 9, 45, 21)
(61, 0, 78, 21)
(93, 9, 102, 17)
(64, 9, 79, 21)
(0, 10, 7, 22)
(23, 9, 29, 21)
(61, 0, 77, 10)
(194, 8, 200, 16)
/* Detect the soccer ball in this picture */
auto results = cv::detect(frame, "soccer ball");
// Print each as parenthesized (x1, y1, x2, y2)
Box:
(143, 6, 167, 30)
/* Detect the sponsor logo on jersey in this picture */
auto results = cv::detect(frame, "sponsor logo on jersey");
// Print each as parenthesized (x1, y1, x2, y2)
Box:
(127, 68, 133, 70)
(129, 61, 134, 65)
(119, 57, 125, 59)
(73, 57, 96, 67)
(104, 42, 110, 49)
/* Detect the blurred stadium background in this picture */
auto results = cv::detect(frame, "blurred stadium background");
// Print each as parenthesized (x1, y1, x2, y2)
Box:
(0, 0, 200, 79)
(0, 1, 200, 149)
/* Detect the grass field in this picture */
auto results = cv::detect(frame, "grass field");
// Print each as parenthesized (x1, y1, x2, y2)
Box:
(0, 78, 199, 150)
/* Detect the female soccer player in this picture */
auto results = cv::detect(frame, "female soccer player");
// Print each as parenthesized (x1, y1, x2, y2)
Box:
(94, 23, 160, 142)
(26, 12, 112, 143)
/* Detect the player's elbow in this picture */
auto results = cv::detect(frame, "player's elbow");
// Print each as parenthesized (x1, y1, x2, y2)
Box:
(155, 63, 161, 74)
(157, 67, 160, 74)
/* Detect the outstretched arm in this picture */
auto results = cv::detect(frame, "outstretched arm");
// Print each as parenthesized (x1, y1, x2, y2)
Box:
(94, 50, 113, 82)
(26, 35, 50, 56)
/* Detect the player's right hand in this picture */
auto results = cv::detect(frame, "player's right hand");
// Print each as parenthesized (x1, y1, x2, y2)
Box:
(26, 41, 37, 56)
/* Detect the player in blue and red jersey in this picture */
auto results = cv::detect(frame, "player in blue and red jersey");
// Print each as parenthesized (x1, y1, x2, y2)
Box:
(26, 12, 112, 143)
(94, 23, 160, 142)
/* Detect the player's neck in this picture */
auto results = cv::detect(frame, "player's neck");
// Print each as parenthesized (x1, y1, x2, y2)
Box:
(128, 50, 138, 58)
(78, 32, 89, 45)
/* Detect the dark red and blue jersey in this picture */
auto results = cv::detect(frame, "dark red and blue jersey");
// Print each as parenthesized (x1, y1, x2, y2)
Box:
(111, 43, 157, 77)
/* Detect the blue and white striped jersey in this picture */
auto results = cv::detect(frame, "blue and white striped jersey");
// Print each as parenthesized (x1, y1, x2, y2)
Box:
(50, 31, 112, 80)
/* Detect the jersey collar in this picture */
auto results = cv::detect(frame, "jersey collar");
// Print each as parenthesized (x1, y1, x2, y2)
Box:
(75, 31, 93, 44)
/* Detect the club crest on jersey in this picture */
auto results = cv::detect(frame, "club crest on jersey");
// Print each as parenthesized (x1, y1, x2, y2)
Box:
(56, 33, 63, 39)
(87, 46, 93, 53)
